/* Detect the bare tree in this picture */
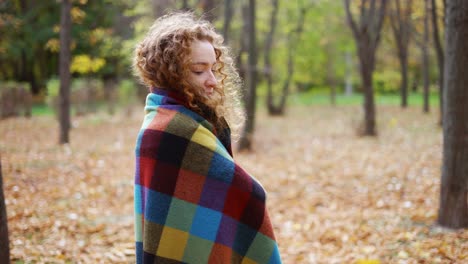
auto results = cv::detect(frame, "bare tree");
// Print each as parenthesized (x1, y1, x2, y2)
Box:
(59, 0, 71, 144)
(222, 0, 233, 44)
(325, 44, 337, 106)
(181, 0, 190, 10)
(344, 0, 388, 136)
(236, 4, 249, 99)
(238, 0, 257, 151)
(264, 0, 279, 113)
(390, 0, 412, 108)
(344, 51, 354, 96)
(0, 158, 10, 263)
(266, 1, 307, 115)
(437, 0, 468, 229)
(153, 0, 172, 18)
(199, 0, 217, 22)
(431, 0, 445, 124)
(422, 0, 430, 113)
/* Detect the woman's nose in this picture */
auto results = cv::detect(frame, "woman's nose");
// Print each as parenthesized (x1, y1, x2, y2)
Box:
(206, 71, 218, 87)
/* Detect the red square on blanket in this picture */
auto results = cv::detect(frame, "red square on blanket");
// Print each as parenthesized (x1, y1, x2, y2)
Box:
(223, 186, 251, 220)
(208, 243, 233, 263)
(258, 210, 276, 240)
(231, 165, 253, 193)
(147, 107, 176, 131)
(138, 157, 156, 189)
(173, 169, 206, 204)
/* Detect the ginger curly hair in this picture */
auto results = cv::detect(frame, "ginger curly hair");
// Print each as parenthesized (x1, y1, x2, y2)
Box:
(133, 12, 245, 138)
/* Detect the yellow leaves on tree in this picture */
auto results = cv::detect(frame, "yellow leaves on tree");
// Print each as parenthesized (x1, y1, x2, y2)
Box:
(89, 28, 110, 46)
(45, 38, 77, 53)
(45, 39, 60, 53)
(71, 7, 86, 24)
(71, 55, 105, 74)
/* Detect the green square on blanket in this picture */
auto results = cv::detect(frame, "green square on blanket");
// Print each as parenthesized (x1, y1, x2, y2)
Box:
(165, 198, 197, 232)
(164, 113, 197, 140)
(181, 141, 214, 175)
(245, 232, 276, 263)
(182, 235, 214, 263)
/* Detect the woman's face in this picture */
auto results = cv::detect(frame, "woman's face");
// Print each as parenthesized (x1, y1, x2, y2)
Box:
(187, 40, 218, 97)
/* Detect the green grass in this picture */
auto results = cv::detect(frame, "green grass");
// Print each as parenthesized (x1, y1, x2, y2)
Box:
(31, 92, 439, 117)
(290, 91, 440, 107)
(32, 103, 54, 116)
(31, 102, 110, 117)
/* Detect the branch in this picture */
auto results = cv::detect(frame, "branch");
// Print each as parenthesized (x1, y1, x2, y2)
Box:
(389, 0, 401, 37)
(344, 0, 360, 40)
(402, 0, 413, 45)
(360, 0, 369, 31)
(372, 0, 388, 50)
(369, 0, 377, 20)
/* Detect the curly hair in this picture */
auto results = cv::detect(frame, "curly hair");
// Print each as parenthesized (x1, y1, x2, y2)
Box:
(133, 12, 245, 139)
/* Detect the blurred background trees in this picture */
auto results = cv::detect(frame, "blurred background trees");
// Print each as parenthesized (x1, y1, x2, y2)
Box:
(0, 0, 447, 121)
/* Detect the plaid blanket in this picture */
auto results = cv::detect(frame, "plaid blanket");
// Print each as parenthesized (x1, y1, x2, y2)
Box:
(134, 89, 282, 264)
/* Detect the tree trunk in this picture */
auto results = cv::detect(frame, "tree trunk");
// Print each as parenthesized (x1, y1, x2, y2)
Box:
(390, 0, 412, 108)
(199, 0, 217, 22)
(59, 0, 71, 144)
(431, 0, 445, 125)
(267, 3, 306, 115)
(264, 0, 279, 114)
(437, 0, 468, 229)
(400, 53, 409, 108)
(0, 158, 10, 263)
(237, 4, 249, 103)
(181, 0, 190, 10)
(344, 51, 354, 96)
(344, 0, 387, 136)
(272, 37, 294, 115)
(326, 45, 336, 106)
(360, 50, 377, 136)
(238, 0, 257, 151)
(422, 0, 430, 113)
(104, 78, 117, 115)
(222, 0, 233, 44)
(153, 0, 172, 18)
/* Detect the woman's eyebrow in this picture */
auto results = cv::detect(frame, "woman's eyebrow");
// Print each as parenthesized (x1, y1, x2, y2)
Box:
(191, 61, 217, 66)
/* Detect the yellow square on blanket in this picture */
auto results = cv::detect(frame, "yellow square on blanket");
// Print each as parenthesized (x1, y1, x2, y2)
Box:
(156, 226, 189, 260)
(191, 125, 217, 151)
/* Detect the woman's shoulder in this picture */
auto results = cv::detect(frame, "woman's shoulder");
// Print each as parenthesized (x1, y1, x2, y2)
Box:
(142, 105, 197, 131)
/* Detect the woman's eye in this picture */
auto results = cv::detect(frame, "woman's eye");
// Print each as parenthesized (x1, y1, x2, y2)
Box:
(192, 71, 203, 75)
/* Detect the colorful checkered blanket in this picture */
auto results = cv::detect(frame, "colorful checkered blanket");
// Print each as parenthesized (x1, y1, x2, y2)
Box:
(134, 90, 282, 264)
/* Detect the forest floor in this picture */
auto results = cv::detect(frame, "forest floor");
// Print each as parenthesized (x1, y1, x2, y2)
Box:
(1, 105, 467, 263)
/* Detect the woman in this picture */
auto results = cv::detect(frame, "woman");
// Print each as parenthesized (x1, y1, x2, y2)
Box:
(133, 13, 281, 264)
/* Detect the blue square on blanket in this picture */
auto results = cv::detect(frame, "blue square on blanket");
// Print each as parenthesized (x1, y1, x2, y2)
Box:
(207, 152, 235, 183)
(145, 190, 172, 225)
(190, 206, 222, 241)
(232, 223, 257, 256)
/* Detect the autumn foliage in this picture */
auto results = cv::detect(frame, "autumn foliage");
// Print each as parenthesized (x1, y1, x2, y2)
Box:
(1, 105, 467, 263)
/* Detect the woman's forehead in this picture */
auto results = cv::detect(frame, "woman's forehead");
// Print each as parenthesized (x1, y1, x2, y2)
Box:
(190, 40, 216, 64)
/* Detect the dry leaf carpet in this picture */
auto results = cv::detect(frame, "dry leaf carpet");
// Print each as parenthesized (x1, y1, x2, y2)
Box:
(1, 105, 467, 263)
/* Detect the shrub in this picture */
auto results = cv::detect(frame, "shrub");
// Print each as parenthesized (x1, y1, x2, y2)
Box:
(0, 81, 32, 119)
(46, 77, 105, 117)
(373, 70, 401, 94)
